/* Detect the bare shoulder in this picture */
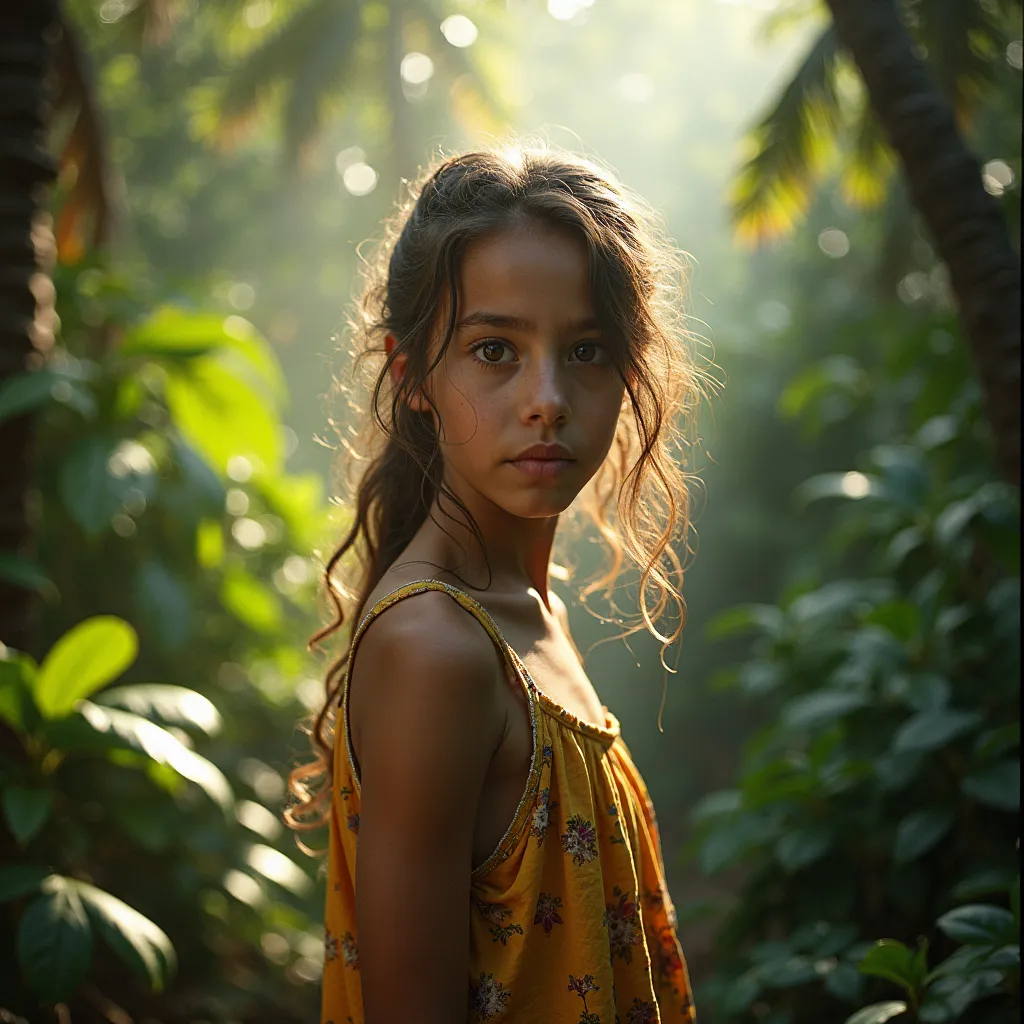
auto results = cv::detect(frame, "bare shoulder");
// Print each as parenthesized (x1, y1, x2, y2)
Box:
(349, 589, 506, 753)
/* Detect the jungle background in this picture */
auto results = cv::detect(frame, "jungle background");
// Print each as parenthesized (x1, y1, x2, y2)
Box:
(0, 1, 1019, 1022)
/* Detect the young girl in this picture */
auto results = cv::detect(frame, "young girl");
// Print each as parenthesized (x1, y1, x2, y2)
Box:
(289, 145, 706, 1023)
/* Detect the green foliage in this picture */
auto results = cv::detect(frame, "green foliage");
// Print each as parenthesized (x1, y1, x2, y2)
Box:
(1, 277, 333, 1018)
(690, 284, 1020, 1021)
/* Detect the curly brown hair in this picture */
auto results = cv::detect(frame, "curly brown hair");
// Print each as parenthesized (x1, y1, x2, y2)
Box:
(286, 143, 714, 842)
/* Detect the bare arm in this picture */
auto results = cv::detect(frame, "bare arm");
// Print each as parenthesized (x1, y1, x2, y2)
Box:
(349, 593, 505, 1024)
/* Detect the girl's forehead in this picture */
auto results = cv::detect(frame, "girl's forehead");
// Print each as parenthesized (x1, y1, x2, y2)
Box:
(456, 222, 592, 314)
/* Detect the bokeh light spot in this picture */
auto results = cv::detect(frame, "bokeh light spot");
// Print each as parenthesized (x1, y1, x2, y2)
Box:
(401, 52, 435, 85)
(342, 162, 379, 197)
(817, 228, 850, 259)
(232, 517, 266, 550)
(982, 159, 1014, 196)
(441, 14, 478, 47)
(840, 472, 871, 499)
(227, 455, 253, 482)
(228, 282, 256, 310)
(1006, 40, 1023, 69)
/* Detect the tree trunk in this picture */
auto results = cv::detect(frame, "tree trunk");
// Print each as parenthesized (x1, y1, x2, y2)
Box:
(824, 0, 1021, 487)
(0, 1, 58, 654)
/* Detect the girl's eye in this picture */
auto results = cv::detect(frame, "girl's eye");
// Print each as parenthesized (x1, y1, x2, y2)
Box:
(570, 342, 604, 364)
(472, 340, 515, 366)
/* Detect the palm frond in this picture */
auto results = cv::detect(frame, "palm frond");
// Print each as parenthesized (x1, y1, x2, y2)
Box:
(52, 17, 113, 264)
(731, 25, 845, 245)
(216, 0, 360, 150)
(840, 99, 896, 209)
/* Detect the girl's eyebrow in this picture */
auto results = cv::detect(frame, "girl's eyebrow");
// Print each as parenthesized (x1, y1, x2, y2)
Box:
(455, 310, 601, 333)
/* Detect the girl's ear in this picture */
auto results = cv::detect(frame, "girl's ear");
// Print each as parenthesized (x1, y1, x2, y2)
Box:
(385, 333, 429, 413)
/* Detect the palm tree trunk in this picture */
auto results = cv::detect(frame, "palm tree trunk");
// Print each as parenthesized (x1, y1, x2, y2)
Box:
(0, 1, 58, 654)
(824, 0, 1021, 487)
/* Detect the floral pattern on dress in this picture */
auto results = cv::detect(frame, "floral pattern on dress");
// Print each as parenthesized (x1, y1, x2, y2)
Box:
(561, 814, 598, 866)
(529, 787, 558, 846)
(542, 743, 554, 767)
(626, 997, 658, 1023)
(603, 886, 641, 964)
(345, 812, 360, 834)
(470, 971, 512, 1020)
(608, 802, 627, 845)
(568, 973, 600, 1023)
(340, 931, 359, 969)
(534, 892, 565, 936)
(649, 924, 685, 989)
(475, 898, 524, 945)
(324, 927, 339, 962)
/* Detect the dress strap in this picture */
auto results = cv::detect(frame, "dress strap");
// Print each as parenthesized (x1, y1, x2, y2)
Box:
(339, 579, 538, 792)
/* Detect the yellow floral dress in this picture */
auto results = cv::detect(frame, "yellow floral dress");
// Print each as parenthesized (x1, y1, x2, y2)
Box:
(322, 580, 696, 1023)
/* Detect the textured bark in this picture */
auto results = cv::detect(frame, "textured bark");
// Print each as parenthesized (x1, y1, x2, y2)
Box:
(0, 2, 58, 654)
(824, 0, 1021, 486)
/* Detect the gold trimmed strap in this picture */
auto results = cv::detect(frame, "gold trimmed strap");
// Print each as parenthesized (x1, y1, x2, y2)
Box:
(339, 579, 539, 801)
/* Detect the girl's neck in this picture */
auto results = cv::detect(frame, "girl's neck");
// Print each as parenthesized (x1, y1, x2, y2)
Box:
(414, 483, 559, 607)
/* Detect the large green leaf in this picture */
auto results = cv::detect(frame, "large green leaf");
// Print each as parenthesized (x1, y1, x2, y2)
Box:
(893, 808, 954, 865)
(1, 786, 55, 846)
(220, 566, 283, 633)
(164, 359, 281, 474)
(58, 435, 120, 536)
(774, 825, 833, 872)
(34, 616, 138, 719)
(936, 904, 1017, 947)
(17, 877, 93, 1003)
(783, 690, 867, 730)
(73, 878, 176, 991)
(844, 1004, 908, 1024)
(120, 307, 285, 402)
(0, 653, 39, 732)
(0, 864, 50, 903)
(75, 702, 234, 814)
(961, 759, 1019, 812)
(134, 560, 194, 655)
(95, 684, 222, 736)
(892, 707, 982, 754)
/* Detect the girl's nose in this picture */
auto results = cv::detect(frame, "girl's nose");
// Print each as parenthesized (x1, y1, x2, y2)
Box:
(521, 359, 571, 426)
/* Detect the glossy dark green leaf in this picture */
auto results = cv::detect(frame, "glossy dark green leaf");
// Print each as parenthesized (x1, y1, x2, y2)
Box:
(0, 653, 39, 732)
(74, 878, 177, 992)
(893, 808, 954, 864)
(774, 825, 833, 872)
(2, 786, 55, 845)
(862, 601, 919, 642)
(134, 561, 194, 655)
(0, 552, 57, 599)
(950, 866, 1017, 902)
(0, 864, 50, 902)
(17, 878, 93, 1002)
(58, 435, 119, 536)
(936, 904, 1016, 946)
(783, 690, 867, 730)
(706, 603, 784, 640)
(858, 939, 922, 991)
(892, 707, 982, 753)
(961, 759, 1019, 811)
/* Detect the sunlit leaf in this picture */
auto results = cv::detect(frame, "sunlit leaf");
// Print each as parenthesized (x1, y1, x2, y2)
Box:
(74, 877, 177, 992)
(731, 25, 844, 244)
(245, 843, 312, 895)
(843, 1002, 908, 1024)
(95, 684, 222, 737)
(220, 566, 283, 634)
(165, 360, 281, 474)
(17, 877, 93, 1003)
(34, 616, 138, 719)
(56, 702, 234, 815)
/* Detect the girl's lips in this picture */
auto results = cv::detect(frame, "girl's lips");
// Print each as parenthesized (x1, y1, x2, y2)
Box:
(508, 457, 575, 479)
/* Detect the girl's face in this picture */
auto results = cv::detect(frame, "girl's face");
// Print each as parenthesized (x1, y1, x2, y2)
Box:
(425, 220, 626, 520)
